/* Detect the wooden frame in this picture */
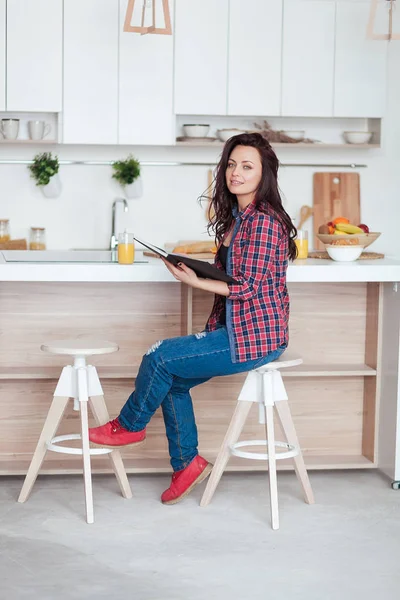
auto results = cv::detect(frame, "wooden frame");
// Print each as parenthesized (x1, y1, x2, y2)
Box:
(123, 0, 172, 36)
(367, 0, 400, 41)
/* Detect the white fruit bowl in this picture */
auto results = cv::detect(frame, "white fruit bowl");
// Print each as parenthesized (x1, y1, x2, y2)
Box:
(325, 245, 363, 262)
(343, 131, 372, 144)
(217, 129, 247, 142)
(183, 124, 210, 138)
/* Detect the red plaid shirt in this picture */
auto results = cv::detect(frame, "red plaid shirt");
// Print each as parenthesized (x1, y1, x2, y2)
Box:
(205, 201, 289, 363)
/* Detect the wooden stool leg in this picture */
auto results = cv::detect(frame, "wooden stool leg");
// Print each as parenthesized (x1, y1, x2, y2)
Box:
(200, 400, 252, 507)
(265, 404, 279, 530)
(89, 395, 132, 500)
(275, 400, 315, 505)
(77, 368, 94, 524)
(18, 396, 70, 503)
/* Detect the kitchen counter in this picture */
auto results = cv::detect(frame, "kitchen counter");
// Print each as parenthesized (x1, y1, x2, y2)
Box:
(1, 250, 400, 282)
(0, 250, 399, 487)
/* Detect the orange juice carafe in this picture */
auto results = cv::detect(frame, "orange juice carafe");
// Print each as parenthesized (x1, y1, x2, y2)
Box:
(117, 231, 135, 264)
(295, 230, 308, 259)
(29, 227, 46, 250)
(0, 219, 10, 243)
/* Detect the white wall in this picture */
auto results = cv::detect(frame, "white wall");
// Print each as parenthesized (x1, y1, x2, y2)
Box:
(0, 45, 399, 255)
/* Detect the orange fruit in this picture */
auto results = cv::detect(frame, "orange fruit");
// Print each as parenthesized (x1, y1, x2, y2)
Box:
(332, 217, 350, 225)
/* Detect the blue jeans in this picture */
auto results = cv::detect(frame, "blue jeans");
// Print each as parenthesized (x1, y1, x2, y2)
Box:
(119, 326, 286, 471)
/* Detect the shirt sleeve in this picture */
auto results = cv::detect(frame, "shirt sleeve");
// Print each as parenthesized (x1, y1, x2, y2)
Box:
(227, 214, 283, 302)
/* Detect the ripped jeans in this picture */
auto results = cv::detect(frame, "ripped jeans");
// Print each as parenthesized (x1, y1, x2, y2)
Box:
(119, 326, 286, 471)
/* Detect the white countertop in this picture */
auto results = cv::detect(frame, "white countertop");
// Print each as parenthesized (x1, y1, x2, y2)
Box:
(0, 250, 400, 283)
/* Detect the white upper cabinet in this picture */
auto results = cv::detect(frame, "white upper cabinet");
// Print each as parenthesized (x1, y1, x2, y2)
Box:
(282, 0, 335, 117)
(6, 0, 62, 112)
(228, 0, 282, 116)
(174, 0, 228, 115)
(334, 1, 387, 117)
(0, 0, 5, 111)
(63, 0, 119, 144)
(119, 0, 174, 145)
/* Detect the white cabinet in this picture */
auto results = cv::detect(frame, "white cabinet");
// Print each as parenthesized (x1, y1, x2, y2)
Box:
(0, 0, 5, 111)
(6, 0, 62, 112)
(174, 0, 228, 115)
(228, 0, 282, 116)
(334, 1, 387, 117)
(63, 0, 119, 144)
(119, 0, 174, 145)
(282, 0, 335, 117)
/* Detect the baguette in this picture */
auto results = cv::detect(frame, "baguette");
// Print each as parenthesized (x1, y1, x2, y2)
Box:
(173, 241, 216, 254)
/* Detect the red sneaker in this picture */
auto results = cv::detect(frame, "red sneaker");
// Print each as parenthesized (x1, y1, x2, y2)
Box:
(89, 418, 146, 449)
(161, 455, 213, 505)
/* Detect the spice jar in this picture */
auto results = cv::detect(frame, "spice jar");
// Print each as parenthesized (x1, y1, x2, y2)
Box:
(0, 219, 10, 243)
(29, 227, 46, 250)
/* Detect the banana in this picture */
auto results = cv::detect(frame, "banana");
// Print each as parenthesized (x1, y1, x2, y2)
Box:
(335, 223, 364, 234)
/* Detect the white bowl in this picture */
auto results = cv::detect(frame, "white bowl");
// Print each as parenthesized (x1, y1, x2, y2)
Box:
(325, 245, 363, 262)
(216, 129, 246, 142)
(183, 124, 210, 138)
(282, 130, 305, 140)
(343, 131, 372, 144)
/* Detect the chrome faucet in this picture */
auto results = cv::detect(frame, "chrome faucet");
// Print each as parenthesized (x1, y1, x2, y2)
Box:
(110, 198, 129, 250)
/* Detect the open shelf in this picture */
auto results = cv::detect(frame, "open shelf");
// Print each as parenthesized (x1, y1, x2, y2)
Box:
(0, 363, 377, 381)
(0, 454, 375, 476)
(175, 141, 380, 149)
(0, 139, 56, 144)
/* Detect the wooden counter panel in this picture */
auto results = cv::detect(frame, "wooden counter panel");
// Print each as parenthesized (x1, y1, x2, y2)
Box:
(0, 376, 364, 468)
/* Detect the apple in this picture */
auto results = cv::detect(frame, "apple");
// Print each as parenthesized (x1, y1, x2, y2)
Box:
(358, 223, 370, 233)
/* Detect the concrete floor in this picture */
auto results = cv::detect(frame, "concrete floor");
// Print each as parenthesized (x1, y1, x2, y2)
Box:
(0, 470, 399, 600)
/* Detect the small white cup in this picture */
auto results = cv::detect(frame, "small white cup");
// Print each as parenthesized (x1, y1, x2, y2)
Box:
(28, 120, 51, 141)
(0, 118, 20, 140)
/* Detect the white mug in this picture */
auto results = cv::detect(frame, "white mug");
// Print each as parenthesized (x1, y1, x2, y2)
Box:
(0, 118, 20, 140)
(28, 120, 51, 141)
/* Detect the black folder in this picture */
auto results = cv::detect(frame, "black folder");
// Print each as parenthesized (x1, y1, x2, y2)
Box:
(135, 237, 239, 284)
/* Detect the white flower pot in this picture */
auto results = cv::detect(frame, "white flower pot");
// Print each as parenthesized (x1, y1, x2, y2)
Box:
(123, 177, 143, 199)
(41, 173, 62, 198)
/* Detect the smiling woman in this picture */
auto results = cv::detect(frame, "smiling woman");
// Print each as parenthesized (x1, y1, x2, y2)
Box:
(89, 133, 297, 505)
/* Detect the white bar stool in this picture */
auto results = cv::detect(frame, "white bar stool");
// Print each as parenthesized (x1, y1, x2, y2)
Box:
(18, 339, 132, 524)
(201, 354, 314, 529)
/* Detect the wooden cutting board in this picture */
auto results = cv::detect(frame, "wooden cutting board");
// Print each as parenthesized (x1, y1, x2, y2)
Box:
(313, 173, 360, 250)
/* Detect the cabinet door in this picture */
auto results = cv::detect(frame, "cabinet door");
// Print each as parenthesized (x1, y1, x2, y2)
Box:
(334, 1, 387, 117)
(119, 0, 174, 145)
(7, 0, 62, 111)
(174, 0, 228, 115)
(282, 0, 335, 117)
(0, 0, 5, 111)
(63, 0, 119, 144)
(228, 0, 282, 116)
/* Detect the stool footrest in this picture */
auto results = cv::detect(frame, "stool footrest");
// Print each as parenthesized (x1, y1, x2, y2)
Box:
(230, 439, 299, 461)
(46, 434, 113, 456)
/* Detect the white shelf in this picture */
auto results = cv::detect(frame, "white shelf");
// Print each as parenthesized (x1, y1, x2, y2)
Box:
(0, 139, 57, 144)
(0, 453, 375, 476)
(0, 363, 377, 381)
(175, 141, 380, 149)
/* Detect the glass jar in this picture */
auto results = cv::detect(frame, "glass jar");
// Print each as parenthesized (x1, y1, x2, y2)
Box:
(0, 219, 10, 243)
(29, 227, 46, 250)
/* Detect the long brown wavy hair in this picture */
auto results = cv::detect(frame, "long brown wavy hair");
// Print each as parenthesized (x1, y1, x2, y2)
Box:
(206, 133, 297, 261)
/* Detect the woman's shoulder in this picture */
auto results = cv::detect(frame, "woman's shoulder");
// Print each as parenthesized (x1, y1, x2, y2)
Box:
(250, 208, 285, 238)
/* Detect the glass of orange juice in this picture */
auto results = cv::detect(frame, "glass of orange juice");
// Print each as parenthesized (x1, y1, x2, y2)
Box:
(117, 231, 135, 264)
(295, 230, 308, 260)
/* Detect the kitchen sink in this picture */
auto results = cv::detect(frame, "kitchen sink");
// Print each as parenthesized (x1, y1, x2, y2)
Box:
(1, 250, 148, 264)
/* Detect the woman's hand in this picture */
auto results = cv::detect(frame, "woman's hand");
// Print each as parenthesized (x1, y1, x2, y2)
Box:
(161, 257, 201, 288)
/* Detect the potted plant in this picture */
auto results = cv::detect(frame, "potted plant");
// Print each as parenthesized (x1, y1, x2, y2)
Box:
(112, 154, 142, 199)
(28, 152, 62, 198)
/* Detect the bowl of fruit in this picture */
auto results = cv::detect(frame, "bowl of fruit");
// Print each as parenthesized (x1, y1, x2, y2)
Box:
(316, 218, 381, 249)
